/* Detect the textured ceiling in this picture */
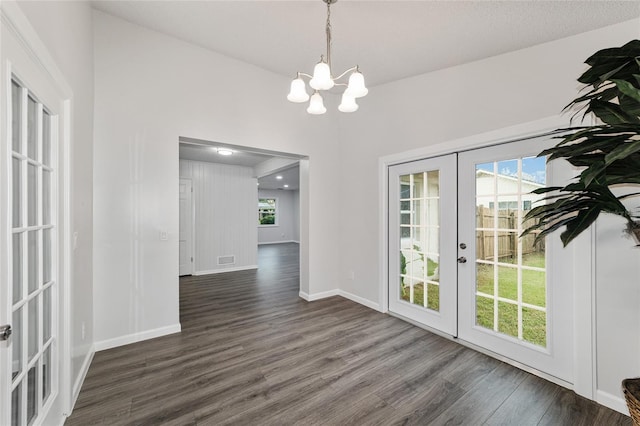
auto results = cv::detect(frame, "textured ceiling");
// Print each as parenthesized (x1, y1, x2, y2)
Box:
(93, 1, 640, 87)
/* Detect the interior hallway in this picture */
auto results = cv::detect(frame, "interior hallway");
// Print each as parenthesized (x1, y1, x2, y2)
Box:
(66, 243, 629, 425)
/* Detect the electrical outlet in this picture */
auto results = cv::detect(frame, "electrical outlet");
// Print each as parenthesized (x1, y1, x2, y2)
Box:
(160, 231, 169, 241)
(73, 232, 79, 250)
(349, 271, 355, 280)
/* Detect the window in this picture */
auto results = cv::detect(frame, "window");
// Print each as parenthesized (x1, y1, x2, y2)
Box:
(258, 198, 277, 226)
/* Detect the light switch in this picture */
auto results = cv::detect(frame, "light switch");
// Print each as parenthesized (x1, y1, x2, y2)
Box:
(73, 232, 79, 250)
(160, 231, 169, 241)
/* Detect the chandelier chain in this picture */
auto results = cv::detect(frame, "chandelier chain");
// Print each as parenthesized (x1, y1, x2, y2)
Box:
(326, 0, 332, 69)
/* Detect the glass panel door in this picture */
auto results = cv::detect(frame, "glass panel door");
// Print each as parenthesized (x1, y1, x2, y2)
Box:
(8, 79, 57, 426)
(458, 137, 573, 383)
(388, 154, 457, 336)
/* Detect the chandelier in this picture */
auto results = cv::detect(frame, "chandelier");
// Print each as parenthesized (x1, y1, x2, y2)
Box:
(287, 0, 368, 114)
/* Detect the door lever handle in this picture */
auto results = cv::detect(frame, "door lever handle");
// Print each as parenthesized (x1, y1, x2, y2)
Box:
(457, 256, 467, 264)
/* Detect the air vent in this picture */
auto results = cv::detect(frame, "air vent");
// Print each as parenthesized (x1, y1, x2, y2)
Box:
(217, 255, 235, 265)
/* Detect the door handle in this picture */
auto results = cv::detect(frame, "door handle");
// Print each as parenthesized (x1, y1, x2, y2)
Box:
(0, 324, 12, 341)
(457, 256, 467, 264)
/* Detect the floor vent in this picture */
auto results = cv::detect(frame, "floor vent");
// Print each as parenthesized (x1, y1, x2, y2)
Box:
(217, 255, 235, 265)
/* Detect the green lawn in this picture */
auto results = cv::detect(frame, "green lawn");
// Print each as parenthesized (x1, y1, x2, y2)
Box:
(476, 252, 547, 347)
(400, 252, 547, 347)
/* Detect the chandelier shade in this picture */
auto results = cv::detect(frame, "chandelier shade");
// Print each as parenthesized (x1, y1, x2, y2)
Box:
(288, 0, 367, 114)
(287, 77, 310, 103)
(307, 92, 327, 115)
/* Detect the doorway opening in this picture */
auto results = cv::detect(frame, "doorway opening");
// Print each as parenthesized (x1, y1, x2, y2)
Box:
(176, 136, 307, 301)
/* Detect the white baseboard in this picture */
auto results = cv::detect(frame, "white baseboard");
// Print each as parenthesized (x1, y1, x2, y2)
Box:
(258, 240, 298, 245)
(94, 323, 181, 352)
(596, 389, 630, 416)
(338, 290, 382, 312)
(70, 345, 95, 413)
(193, 265, 257, 276)
(298, 289, 339, 301)
(298, 288, 381, 313)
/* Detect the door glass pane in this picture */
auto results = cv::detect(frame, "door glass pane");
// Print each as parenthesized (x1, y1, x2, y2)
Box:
(27, 365, 38, 425)
(28, 163, 38, 226)
(27, 96, 37, 160)
(28, 297, 39, 362)
(43, 170, 51, 225)
(12, 81, 21, 153)
(399, 171, 440, 311)
(13, 233, 23, 304)
(43, 229, 51, 285)
(475, 158, 547, 347)
(11, 381, 22, 426)
(43, 346, 51, 403)
(28, 231, 39, 294)
(496, 159, 518, 194)
(13, 157, 22, 227)
(12, 308, 23, 380)
(43, 286, 51, 344)
(42, 111, 51, 166)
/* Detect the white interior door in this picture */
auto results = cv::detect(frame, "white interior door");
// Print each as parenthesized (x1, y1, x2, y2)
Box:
(457, 137, 573, 383)
(388, 154, 457, 336)
(179, 178, 193, 276)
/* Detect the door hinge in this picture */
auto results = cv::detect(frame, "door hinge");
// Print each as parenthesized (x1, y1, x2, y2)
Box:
(191, 257, 193, 262)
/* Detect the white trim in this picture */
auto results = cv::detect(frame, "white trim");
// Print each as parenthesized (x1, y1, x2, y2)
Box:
(596, 389, 629, 416)
(94, 324, 182, 352)
(338, 290, 382, 312)
(572, 225, 596, 399)
(193, 265, 258, 276)
(258, 240, 298, 245)
(69, 345, 94, 414)
(298, 289, 339, 301)
(298, 289, 382, 312)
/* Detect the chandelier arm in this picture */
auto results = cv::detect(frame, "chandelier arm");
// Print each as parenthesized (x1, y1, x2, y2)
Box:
(333, 66, 360, 81)
(297, 72, 314, 79)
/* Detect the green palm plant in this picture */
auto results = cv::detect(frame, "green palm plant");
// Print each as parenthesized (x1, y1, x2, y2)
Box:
(522, 40, 640, 247)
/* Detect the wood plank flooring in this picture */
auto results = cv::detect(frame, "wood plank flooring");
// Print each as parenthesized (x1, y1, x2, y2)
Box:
(66, 243, 630, 425)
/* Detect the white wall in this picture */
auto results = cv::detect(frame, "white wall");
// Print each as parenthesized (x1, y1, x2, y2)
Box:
(180, 160, 257, 273)
(336, 19, 640, 413)
(258, 189, 297, 244)
(16, 0, 95, 404)
(92, 10, 341, 345)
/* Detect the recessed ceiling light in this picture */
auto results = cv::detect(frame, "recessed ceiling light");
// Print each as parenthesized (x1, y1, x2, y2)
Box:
(284, 184, 289, 188)
(276, 175, 283, 180)
(217, 148, 233, 156)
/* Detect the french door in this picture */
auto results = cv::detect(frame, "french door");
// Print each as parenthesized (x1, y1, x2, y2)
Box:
(388, 136, 573, 383)
(1, 5, 69, 424)
(388, 154, 457, 336)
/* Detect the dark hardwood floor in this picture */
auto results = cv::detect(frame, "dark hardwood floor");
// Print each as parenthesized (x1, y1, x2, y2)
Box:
(66, 243, 630, 425)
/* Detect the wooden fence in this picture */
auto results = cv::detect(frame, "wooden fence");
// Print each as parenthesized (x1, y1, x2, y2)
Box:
(476, 206, 544, 262)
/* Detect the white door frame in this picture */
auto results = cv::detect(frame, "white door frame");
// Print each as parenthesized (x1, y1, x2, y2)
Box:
(379, 116, 595, 399)
(179, 178, 194, 276)
(1, 2, 73, 424)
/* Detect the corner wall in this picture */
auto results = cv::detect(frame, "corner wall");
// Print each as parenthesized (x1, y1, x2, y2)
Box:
(92, 11, 341, 345)
(336, 19, 640, 413)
